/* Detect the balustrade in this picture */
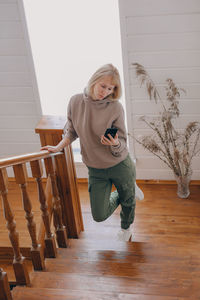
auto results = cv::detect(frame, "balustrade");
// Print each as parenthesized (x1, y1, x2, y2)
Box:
(0, 116, 83, 294)
(0, 150, 70, 289)
(0, 168, 30, 286)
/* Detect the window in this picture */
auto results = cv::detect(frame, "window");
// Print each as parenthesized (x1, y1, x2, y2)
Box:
(23, 0, 124, 162)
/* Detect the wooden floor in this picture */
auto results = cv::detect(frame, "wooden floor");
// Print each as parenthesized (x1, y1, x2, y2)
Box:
(1, 181, 200, 299)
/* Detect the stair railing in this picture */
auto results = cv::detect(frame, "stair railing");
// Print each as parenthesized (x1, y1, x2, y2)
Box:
(0, 151, 69, 286)
(0, 116, 84, 299)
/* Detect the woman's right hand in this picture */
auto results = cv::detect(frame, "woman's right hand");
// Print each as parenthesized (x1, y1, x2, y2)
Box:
(40, 145, 61, 153)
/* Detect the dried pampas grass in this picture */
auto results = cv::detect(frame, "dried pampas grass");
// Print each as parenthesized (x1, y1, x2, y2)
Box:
(130, 63, 200, 177)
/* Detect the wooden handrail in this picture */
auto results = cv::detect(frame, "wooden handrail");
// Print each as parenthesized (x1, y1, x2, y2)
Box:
(0, 150, 63, 169)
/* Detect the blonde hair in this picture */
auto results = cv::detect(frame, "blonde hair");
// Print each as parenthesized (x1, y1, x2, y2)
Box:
(87, 64, 122, 101)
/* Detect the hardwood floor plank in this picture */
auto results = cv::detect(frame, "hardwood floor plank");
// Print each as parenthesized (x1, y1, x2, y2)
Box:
(12, 286, 186, 300)
(44, 257, 199, 281)
(29, 271, 192, 298)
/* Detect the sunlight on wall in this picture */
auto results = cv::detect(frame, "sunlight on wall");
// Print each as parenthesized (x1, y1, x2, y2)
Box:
(23, 0, 125, 116)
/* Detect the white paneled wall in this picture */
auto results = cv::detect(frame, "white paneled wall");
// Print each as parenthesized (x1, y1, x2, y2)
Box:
(119, 0, 200, 180)
(0, 0, 42, 176)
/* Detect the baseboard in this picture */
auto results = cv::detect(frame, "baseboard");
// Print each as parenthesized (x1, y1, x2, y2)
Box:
(8, 177, 200, 185)
(135, 179, 200, 185)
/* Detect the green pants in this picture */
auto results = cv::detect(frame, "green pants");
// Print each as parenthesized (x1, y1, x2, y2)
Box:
(87, 153, 136, 229)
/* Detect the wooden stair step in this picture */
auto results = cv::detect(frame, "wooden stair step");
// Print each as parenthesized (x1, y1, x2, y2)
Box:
(67, 237, 200, 256)
(44, 255, 197, 279)
(27, 271, 192, 298)
(12, 286, 188, 300)
(42, 247, 199, 295)
(43, 244, 199, 274)
(50, 244, 193, 263)
(0, 245, 33, 260)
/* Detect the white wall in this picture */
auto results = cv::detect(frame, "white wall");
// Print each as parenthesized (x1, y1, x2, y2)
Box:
(0, 0, 42, 174)
(119, 0, 200, 180)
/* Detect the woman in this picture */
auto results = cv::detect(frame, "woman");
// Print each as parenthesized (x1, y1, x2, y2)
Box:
(41, 64, 144, 242)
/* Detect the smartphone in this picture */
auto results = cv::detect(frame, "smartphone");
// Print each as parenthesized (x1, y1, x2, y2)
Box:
(104, 128, 118, 139)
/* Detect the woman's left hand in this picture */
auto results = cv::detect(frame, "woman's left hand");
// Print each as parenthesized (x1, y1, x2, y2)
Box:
(101, 133, 119, 146)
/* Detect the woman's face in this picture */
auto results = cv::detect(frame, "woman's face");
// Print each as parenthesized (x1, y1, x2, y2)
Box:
(93, 76, 115, 100)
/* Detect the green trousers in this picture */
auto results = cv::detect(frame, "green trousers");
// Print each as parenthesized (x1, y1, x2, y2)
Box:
(87, 153, 136, 229)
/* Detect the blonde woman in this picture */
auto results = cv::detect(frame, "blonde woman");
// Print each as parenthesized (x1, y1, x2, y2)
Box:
(41, 64, 144, 242)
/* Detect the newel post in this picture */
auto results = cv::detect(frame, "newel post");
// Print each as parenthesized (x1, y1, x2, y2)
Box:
(35, 116, 84, 238)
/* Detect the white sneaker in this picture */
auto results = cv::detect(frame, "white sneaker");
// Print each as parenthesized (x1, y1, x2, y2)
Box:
(117, 227, 132, 242)
(135, 182, 144, 201)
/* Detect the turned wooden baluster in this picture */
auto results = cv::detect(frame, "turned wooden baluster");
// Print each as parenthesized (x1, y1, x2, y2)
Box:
(0, 268, 13, 300)
(44, 157, 68, 248)
(30, 159, 57, 258)
(0, 168, 30, 286)
(13, 164, 45, 271)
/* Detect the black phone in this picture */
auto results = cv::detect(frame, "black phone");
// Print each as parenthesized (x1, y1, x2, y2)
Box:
(104, 128, 118, 139)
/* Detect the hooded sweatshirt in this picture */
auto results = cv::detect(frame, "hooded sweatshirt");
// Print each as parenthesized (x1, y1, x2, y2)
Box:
(64, 89, 128, 169)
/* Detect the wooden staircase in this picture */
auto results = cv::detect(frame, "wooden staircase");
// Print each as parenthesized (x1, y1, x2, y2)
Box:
(11, 181, 200, 299)
(1, 180, 200, 299)
(11, 190, 200, 300)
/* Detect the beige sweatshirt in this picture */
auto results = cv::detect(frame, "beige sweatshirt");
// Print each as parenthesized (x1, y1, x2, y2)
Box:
(64, 90, 128, 169)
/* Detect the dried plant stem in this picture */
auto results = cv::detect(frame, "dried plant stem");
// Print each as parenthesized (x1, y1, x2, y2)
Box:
(129, 133, 172, 169)
(194, 147, 200, 156)
(189, 129, 200, 166)
(132, 63, 166, 110)
(166, 125, 182, 175)
(155, 127, 179, 175)
(142, 118, 178, 172)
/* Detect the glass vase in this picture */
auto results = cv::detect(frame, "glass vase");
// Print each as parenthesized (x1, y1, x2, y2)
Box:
(174, 173, 192, 198)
